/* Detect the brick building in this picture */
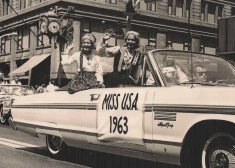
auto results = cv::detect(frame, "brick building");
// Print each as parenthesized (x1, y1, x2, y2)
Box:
(0, 0, 234, 86)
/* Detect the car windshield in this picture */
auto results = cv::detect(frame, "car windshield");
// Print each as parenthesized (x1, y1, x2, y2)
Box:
(152, 50, 235, 86)
(0, 85, 35, 96)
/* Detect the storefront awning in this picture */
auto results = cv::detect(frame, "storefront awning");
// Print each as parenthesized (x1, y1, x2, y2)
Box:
(10, 54, 50, 74)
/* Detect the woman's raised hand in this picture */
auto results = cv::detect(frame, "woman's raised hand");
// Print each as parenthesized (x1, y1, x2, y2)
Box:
(64, 43, 74, 54)
(103, 29, 115, 44)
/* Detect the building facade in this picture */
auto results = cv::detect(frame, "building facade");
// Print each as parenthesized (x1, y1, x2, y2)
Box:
(0, 0, 234, 86)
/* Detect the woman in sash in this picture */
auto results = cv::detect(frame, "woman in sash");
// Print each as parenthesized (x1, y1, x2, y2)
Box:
(61, 33, 104, 94)
(96, 30, 143, 87)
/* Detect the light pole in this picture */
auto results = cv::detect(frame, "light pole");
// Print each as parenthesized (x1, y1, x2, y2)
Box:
(124, 0, 137, 31)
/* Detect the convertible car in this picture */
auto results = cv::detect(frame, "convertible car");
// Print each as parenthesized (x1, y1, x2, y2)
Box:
(0, 85, 35, 124)
(9, 49, 235, 168)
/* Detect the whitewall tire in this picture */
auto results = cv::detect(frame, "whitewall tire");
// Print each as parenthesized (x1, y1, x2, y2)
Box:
(202, 133, 235, 168)
(46, 135, 67, 158)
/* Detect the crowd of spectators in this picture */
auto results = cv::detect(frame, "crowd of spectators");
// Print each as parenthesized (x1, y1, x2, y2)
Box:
(34, 80, 59, 93)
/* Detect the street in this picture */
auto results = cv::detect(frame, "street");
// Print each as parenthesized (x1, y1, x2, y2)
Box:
(0, 124, 181, 168)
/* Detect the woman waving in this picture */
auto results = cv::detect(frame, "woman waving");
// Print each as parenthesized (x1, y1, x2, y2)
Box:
(61, 33, 104, 94)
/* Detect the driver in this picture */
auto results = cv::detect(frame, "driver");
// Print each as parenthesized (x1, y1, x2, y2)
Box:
(194, 65, 207, 82)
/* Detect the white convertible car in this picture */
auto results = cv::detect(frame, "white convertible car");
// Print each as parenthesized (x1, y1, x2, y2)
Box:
(9, 49, 235, 168)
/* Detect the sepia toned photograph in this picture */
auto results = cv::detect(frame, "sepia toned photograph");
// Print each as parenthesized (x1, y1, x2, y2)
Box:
(0, 0, 234, 167)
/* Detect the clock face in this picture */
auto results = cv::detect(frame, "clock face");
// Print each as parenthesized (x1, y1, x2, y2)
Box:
(40, 21, 47, 34)
(48, 21, 60, 34)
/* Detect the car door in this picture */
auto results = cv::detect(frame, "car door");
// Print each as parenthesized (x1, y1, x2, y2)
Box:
(86, 87, 154, 153)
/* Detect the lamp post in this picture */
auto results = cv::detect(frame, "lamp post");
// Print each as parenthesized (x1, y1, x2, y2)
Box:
(124, 0, 137, 31)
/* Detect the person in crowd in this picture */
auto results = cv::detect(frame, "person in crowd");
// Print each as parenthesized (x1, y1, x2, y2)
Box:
(96, 30, 143, 87)
(11, 75, 22, 85)
(9, 75, 22, 94)
(194, 65, 207, 82)
(34, 85, 39, 90)
(46, 80, 59, 92)
(36, 84, 47, 93)
(0, 77, 4, 85)
(42, 84, 47, 93)
(61, 33, 104, 94)
(36, 85, 42, 93)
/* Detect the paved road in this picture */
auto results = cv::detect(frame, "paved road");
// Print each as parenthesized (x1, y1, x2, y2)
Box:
(0, 124, 181, 168)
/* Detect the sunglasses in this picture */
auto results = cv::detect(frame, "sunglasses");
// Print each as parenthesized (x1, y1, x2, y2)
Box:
(196, 71, 207, 76)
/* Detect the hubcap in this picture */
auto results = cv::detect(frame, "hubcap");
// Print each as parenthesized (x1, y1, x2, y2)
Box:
(210, 150, 230, 168)
(48, 135, 62, 151)
(0, 111, 5, 123)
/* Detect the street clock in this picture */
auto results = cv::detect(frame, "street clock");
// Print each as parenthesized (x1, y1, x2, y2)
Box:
(48, 20, 60, 34)
(39, 17, 48, 34)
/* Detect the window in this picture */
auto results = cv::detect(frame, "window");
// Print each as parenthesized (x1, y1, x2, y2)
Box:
(176, 0, 183, 17)
(200, 38, 204, 53)
(168, 0, 173, 15)
(5, 36, 11, 53)
(183, 34, 190, 51)
(2, 0, 10, 16)
(218, 5, 223, 19)
(105, 0, 117, 4)
(17, 29, 23, 50)
(201, 2, 222, 23)
(148, 38, 156, 47)
(0, 37, 6, 54)
(147, 3, 156, 12)
(167, 31, 173, 48)
(167, 32, 188, 50)
(22, 27, 30, 49)
(148, 30, 156, 48)
(186, 0, 191, 18)
(232, 8, 235, 16)
(208, 3, 216, 23)
(202, 37, 216, 55)
(19, 0, 29, 9)
(201, 3, 205, 21)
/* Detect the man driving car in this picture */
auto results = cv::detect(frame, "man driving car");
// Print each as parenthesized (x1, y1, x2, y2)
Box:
(195, 65, 207, 82)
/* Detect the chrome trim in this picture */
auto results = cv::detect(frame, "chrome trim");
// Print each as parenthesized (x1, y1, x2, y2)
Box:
(12, 103, 97, 110)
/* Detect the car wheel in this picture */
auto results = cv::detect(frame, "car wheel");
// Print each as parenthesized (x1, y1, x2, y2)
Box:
(46, 135, 67, 159)
(202, 133, 235, 168)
